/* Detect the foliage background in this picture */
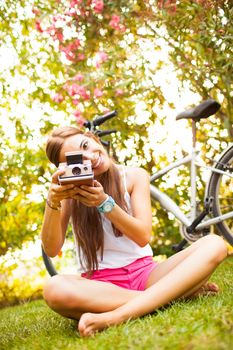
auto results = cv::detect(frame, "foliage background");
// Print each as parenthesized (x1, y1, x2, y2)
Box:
(0, 0, 232, 304)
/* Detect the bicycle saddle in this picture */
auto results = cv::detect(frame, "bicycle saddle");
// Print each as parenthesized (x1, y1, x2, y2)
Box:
(176, 99, 220, 121)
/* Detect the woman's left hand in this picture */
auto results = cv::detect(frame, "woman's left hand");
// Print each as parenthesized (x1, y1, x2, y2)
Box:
(71, 180, 108, 207)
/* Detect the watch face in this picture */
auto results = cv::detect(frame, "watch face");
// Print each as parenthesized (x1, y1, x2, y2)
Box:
(103, 202, 113, 212)
(97, 196, 115, 213)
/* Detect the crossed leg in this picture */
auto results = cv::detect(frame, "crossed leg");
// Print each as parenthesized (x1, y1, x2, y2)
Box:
(43, 275, 141, 321)
(77, 234, 228, 336)
(44, 240, 206, 322)
(43, 235, 228, 336)
(145, 235, 221, 297)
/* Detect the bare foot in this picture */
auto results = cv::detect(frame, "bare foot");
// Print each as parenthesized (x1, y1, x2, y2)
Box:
(78, 311, 123, 337)
(189, 282, 219, 299)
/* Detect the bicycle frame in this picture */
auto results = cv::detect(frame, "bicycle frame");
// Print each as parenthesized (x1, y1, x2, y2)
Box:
(150, 136, 233, 232)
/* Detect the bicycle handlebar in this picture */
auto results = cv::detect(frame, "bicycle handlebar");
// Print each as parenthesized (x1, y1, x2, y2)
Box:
(84, 110, 117, 131)
(93, 110, 117, 127)
(95, 129, 117, 137)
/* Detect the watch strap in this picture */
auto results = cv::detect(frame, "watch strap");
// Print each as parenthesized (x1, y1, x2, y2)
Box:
(97, 196, 115, 213)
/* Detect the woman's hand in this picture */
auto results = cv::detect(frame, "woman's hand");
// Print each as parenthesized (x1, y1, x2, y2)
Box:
(47, 169, 77, 205)
(71, 180, 108, 207)
(47, 169, 107, 208)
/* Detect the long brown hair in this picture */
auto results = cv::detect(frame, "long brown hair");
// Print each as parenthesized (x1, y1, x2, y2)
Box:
(46, 126, 128, 274)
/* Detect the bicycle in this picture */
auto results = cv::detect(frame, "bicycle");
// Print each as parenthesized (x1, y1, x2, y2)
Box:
(42, 100, 233, 276)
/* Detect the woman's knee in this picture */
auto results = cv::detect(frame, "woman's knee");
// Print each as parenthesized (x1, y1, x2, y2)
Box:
(43, 275, 73, 310)
(200, 234, 228, 264)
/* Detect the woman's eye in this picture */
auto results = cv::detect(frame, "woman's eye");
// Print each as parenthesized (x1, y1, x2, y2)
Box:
(83, 141, 88, 150)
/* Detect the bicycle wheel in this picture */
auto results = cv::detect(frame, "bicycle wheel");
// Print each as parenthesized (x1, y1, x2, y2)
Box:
(42, 246, 58, 276)
(208, 144, 233, 245)
(41, 234, 79, 276)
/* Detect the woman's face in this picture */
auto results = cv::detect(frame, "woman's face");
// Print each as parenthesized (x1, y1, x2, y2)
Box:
(59, 133, 111, 177)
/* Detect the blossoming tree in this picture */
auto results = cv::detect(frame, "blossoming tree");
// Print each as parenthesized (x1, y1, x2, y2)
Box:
(0, 0, 232, 255)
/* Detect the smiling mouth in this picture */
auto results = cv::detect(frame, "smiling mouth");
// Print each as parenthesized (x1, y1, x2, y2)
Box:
(92, 154, 102, 169)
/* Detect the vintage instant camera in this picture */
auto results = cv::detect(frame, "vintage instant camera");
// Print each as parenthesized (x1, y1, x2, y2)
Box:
(58, 151, 94, 186)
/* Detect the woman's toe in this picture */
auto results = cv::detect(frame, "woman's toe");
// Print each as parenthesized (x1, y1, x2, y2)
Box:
(205, 282, 219, 293)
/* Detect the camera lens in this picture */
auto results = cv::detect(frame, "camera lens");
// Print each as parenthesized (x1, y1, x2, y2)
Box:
(72, 167, 81, 175)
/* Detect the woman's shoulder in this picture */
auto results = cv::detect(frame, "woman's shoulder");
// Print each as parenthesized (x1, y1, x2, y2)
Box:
(117, 165, 149, 193)
(125, 166, 149, 177)
(116, 164, 148, 176)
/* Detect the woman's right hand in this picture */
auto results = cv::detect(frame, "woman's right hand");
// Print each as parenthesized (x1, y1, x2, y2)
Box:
(47, 169, 76, 205)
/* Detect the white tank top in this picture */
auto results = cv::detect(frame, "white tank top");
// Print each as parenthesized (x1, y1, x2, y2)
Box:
(73, 166, 153, 272)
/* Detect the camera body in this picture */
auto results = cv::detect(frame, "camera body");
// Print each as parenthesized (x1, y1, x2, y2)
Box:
(58, 151, 94, 186)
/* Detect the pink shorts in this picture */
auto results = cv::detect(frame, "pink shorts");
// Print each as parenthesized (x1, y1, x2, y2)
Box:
(81, 256, 157, 291)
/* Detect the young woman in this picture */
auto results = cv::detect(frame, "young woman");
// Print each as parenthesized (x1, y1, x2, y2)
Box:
(41, 126, 228, 337)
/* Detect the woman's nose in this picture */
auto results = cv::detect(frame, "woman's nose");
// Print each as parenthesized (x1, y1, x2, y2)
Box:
(83, 152, 97, 162)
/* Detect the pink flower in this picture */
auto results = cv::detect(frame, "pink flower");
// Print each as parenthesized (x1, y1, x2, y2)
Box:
(157, 0, 164, 9)
(60, 41, 81, 61)
(109, 15, 126, 32)
(60, 39, 80, 55)
(72, 39, 81, 49)
(92, 0, 104, 14)
(79, 8, 87, 17)
(63, 81, 70, 90)
(67, 84, 90, 100)
(109, 15, 120, 29)
(95, 51, 108, 67)
(45, 24, 56, 35)
(109, 15, 121, 29)
(67, 84, 79, 96)
(65, 39, 80, 51)
(73, 111, 86, 127)
(52, 93, 64, 103)
(32, 7, 40, 15)
(77, 53, 85, 61)
(52, 15, 64, 23)
(64, 9, 78, 16)
(73, 73, 84, 81)
(167, 4, 177, 15)
(119, 24, 126, 33)
(35, 20, 43, 32)
(94, 88, 104, 98)
(73, 109, 81, 117)
(72, 99, 79, 105)
(97, 51, 108, 62)
(65, 51, 76, 61)
(54, 30, 64, 42)
(115, 89, 124, 97)
(70, 0, 83, 7)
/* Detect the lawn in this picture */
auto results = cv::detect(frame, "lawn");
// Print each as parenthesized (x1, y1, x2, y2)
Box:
(0, 258, 232, 350)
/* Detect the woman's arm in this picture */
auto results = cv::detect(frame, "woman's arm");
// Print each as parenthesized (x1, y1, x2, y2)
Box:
(40, 168, 78, 257)
(72, 167, 152, 247)
(40, 199, 71, 257)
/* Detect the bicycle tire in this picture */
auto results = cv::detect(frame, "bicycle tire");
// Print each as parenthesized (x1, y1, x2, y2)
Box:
(207, 144, 233, 245)
(42, 245, 58, 276)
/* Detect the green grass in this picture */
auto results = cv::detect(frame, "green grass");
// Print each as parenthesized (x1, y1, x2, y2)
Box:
(0, 258, 232, 350)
